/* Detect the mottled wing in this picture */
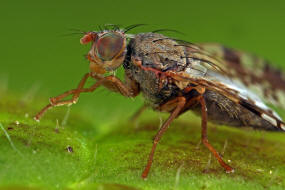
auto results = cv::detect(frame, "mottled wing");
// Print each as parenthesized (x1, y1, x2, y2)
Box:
(167, 42, 285, 130)
(197, 43, 285, 109)
(169, 69, 285, 130)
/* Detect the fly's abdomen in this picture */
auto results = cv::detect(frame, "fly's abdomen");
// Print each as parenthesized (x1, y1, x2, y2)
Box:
(192, 90, 282, 131)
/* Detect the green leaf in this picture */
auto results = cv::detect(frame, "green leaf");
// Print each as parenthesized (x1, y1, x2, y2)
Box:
(1, 94, 285, 190)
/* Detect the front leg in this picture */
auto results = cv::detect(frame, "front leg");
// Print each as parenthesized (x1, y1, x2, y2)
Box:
(92, 73, 139, 97)
(34, 73, 139, 121)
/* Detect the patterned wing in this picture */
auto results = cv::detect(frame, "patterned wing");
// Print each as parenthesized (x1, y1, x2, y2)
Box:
(166, 42, 285, 130)
(168, 68, 285, 130)
(196, 43, 285, 109)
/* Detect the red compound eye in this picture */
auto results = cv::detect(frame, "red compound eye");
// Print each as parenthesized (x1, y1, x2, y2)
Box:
(96, 32, 124, 61)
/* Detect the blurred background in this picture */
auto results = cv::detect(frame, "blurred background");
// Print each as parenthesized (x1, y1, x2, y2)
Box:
(1, 0, 285, 124)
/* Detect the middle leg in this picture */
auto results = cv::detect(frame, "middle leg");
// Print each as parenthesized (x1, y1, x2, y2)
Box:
(129, 104, 148, 122)
(141, 96, 186, 179)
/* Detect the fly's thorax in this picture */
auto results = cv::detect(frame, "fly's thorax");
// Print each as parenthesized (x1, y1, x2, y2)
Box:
(123, 33, 187, 109)
(124, 60, 162, 107)
(125, 33, 213, 108)
(130, 33, 188, 72)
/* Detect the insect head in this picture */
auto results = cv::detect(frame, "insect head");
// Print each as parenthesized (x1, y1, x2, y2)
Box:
(80, 31, 127, 74)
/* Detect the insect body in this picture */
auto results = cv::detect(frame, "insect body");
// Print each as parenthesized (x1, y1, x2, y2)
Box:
(34, 27, 285, 178)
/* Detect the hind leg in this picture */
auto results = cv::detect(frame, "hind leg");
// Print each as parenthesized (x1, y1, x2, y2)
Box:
(199, 96, 234, 173)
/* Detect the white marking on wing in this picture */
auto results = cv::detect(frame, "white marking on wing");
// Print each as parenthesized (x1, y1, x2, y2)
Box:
(186, 59, 207, 77)
(261, 113, 277, 127)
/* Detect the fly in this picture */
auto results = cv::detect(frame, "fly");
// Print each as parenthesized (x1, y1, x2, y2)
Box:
(34, 24, 285, 179)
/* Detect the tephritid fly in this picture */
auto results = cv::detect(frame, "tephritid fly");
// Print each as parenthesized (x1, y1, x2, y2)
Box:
(34, 24, 285, 179)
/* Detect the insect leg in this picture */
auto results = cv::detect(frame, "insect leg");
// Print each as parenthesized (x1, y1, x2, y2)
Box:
(34, 74, 139, 121)
(199, 96, 234, 173)
(34, 73, 104, 121)
(141, 97, 186, 179)
(129, 104, 148, 122)
(49, 72, 91, 105)
(92, 75, 139, 97)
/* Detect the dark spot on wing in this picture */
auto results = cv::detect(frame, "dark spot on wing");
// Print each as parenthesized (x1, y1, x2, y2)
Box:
(263, 62, 285, 92)
(223, 46, 241, 64)
(221, 47, 250, 85)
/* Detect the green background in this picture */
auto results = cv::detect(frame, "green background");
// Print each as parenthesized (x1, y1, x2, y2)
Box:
(1, 0, 285, 122)
(1, 0, 285, 189)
